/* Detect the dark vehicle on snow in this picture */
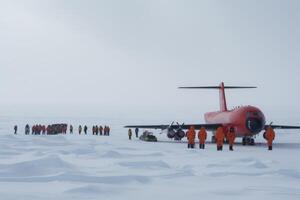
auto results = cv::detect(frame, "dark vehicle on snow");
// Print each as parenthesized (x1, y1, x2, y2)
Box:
(139, 131, 158, 142)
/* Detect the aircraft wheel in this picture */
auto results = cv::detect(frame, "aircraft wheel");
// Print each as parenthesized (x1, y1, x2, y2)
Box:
(250, 138, 255, 146)
(242, 137, 246, 146)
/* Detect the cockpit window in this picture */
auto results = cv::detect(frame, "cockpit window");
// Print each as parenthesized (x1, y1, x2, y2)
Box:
(247, 112, 260, 117)
(252, 112, 259, 116)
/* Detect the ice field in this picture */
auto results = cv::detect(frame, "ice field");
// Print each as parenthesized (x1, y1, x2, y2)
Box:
(0, 116, 300, 200)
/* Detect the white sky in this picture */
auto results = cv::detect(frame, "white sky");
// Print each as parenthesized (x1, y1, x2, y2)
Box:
(0, 0, 300, 123)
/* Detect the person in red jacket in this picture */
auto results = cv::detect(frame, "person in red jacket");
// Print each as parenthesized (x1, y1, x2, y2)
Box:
(226, 127, 236, 151)
(198, 126, 207, 149)
(264, 126, 275, 150)
(215, 126, 225, 151)
(32, 125, 35, 135)
(187, 126, 196, 149)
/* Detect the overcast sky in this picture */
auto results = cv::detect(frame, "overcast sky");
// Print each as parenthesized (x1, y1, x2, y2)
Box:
(0, 0, 300, 123)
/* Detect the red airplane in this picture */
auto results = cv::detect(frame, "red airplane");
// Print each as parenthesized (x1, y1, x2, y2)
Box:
(125, 82, 300, 145)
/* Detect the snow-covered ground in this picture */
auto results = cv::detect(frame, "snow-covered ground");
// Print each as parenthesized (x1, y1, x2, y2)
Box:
(0, 117, 300, 200)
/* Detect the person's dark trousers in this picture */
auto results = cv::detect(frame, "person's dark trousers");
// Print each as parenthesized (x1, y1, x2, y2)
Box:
(217, 146, 223, 151)
(229, 145, 233, 151)
(268, 146, 272, 150)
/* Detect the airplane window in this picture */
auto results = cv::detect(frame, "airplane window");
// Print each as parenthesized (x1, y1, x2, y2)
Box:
(246, 112, 260, 117)
(253, 112, 259, 116)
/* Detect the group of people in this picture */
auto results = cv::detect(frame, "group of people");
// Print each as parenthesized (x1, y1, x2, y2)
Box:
(91, 125, 110, 136)
(21, 124, 66, 135)
(15, 123, 276, 150)
(186, 126, 275, 151)
(186, 126, 237, 151)
(14, 124, 111, 136)
(128, 128, 139, 140)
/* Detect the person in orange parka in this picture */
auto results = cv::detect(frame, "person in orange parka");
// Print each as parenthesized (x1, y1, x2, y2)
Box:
(198, 126, 207, 149)
(215, 126, 225, 151)
(264, 126, 275, 150)
(226, 127, 236, 151)
(187, 126, 196, 149)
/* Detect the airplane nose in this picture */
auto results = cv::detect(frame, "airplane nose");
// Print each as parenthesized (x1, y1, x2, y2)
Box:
(246, 118, 264, 133)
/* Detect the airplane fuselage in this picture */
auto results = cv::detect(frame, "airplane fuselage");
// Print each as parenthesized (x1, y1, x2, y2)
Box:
(204, 106, 266, 137)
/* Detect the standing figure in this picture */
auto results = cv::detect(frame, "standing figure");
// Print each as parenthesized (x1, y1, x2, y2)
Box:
(92, 126, 95, 135)
(37, 125, 42, 135)
(128, 129, 132, 140)
(107, 126, 110, 136)
(135, 128, 139, 138)
(70, 125, 73, 134)
(264, 126, 275, 150)
(187, 126, 196, 149)
(99, 126, 103, 136)
(198, 126, 207, 149)
(215, 127, 225, 151)
(104, 126, 107, 135)
(46, 125, 50, 135)
(25, 124, 30, 135)
(95, 125, 99, 135)
(226, 127, 236, 151)
(79, 125, 82, 134)
(63, 125, 67, 134)
(14, 125, 18, 135)
(84, 125, 88, 135)
(42, 125, 46, 135)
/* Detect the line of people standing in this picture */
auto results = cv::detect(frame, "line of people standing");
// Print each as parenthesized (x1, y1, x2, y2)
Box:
(128, 128, 139, 140)
(91, 125, 110, 136)
(186, 126, 275, 151)
(14, 124, 111, 136)
(71, 125, 111, 135)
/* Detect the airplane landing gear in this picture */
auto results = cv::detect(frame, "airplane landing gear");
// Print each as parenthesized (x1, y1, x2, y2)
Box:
(242, 137, 255, 146)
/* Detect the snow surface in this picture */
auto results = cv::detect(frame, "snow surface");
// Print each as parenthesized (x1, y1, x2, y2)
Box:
(0, 119, 300, 200)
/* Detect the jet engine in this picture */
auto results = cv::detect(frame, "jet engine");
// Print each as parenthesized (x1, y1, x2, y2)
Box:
(167, 129, 176, 138)
(174, 130, 185, 140)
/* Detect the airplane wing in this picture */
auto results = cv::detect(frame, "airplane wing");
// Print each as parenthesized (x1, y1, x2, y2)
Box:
(125, 123, 222, 131)
(268, 125, 300, 129)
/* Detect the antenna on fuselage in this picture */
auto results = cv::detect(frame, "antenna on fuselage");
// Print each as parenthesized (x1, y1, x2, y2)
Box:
(179, 82, 257, 112)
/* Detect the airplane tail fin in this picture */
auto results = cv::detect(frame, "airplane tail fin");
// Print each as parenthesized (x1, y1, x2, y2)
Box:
(179, 82, 256, 112)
